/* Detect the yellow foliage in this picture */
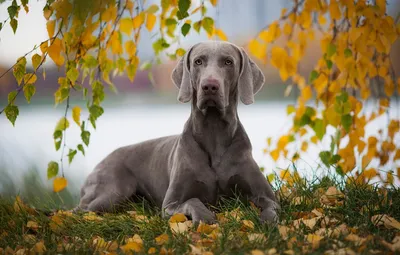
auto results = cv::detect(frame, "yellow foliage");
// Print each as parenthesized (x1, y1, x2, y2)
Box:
(53, 177, 67, 192)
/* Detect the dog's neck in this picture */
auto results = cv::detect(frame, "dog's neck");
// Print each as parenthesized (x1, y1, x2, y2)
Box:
(186, 90, 240, 167)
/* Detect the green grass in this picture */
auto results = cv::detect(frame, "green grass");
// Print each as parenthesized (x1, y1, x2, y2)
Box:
(0, 173, 399, 254)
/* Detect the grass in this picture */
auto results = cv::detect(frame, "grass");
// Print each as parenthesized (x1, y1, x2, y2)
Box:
(0, 172, 399, 254)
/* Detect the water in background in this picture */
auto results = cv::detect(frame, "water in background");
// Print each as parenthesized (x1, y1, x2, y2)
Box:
(0, 100, 398, 205)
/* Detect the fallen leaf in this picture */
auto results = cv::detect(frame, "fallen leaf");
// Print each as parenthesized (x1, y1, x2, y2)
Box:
(283, 250, 295, 255)
(27, 221, 39, 230)
(32, 241, 46, 253)
(121, 242, 143, 253)
(325, 248, 356, 255)
(148, 247, 157, 254)
(248, 233, 267, 242)
(306, 234, 323, 249)
(155, 233, 169, 245)
(169, 221, 192, 234)
(197, 222, 218, 234)
(23, 234, 37, 244)
(293, 217, 320, 229)
(169, 213, 188, 223)
(345, 233, 366, 246)
(83, 212, 103, 221)
(371, 214, 400, 230)
(251, 249, 265, 255)
(278, 225, 290, 240)
(266, 248, 278, 255)
(241, 219, 255, 231)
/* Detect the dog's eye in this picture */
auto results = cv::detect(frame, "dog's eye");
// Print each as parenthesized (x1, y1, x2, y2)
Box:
(194, 59, 202, 65)
(225, 59, 233, 65)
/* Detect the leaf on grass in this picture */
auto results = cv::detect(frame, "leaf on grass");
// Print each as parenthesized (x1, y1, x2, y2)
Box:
(196, 222, 218, 234)
(345, 233, 367, 246)
(169, 213, 188, 223)
(169, 221, 192, 234)
(371, 214, 400, 230)
(248, 233, 267, 242)
(241, 219, 255, 231)
(155, 233, 169, 245)
(26, 221, 39, 230)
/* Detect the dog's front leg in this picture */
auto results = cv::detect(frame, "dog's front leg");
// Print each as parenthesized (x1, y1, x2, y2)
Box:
(162, 197, 216, 224)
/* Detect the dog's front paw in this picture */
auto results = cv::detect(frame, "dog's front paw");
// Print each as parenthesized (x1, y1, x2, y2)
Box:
(260, 208, 278, 224)
(191, 207, 216, 224)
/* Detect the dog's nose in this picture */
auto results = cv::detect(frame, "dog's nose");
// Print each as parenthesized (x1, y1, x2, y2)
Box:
(202, 79, 220, 95)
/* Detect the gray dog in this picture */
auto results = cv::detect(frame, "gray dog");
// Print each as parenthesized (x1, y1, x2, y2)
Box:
(78, 41, 279, 223)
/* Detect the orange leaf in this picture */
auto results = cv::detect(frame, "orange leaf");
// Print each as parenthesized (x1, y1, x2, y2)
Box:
(53, 177, 67, 192)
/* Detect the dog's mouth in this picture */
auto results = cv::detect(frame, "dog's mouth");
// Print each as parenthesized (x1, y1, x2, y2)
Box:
(198, 98, 224, 111)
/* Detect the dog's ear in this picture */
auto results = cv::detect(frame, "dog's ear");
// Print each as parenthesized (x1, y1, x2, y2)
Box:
(237, 47, 265, 105)
(171, 47, 193, 103)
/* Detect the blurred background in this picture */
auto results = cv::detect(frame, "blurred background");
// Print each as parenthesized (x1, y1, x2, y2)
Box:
(0, 0, 399, 207)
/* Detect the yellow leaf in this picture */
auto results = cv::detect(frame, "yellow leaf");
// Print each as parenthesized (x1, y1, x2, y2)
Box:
(251, 250, 265, 255)
(101, 6, 117, 22)
(197, 222, 218, 234)
(176, 48, 186, 57)
(270, 46, 286, 68)
(120, 18, 133, 36)
(210, 0, 218, 6)
(301, 86, 313, 102)
(33, 241, 46, 253)
(283, 23, 292, 36)
(169, 221, 191, 234)
(248, 233, 267, 242)
(363, 168, 377, 179)
(53, 177, 68, 192)
(318, 14, 327, 25)
(248, 39, 266, 60)
(110, 32, 122, 55)
(345, 234, 366, 246)
(215, 28, 227, 41)
(27, 221, 39, 230)
(329, 0, 341, 21)
(72, 106, 81, 126)
(259, 22, 281, 43)
(148, 247, 157, 254)
(270, 149, 279, 161)
(24, 73, 37, 84)
(125, 40, 137, 58)
(169, 213, 187, 223)
(376, 0, 386, 15)
(40, 41, 48, 54)
(133, 13, 145, 29)
(32, 54, 41, 70)
(146, 13, 156, 31)
(46, 20, 56, 38)
(307, 234, 323, 249)
(155, 233, 169, 245)
(241, 219, 255, 231)
(121, 242, 143, 253)
(48, 38, 64, 66)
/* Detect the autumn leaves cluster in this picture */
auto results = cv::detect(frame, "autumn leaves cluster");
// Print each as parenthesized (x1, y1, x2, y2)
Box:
(249, 0, 400, 183)
(2, 181, 400, 254)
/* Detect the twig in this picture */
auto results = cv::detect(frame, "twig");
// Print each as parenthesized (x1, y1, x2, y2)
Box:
(60, 96, 70, 177)
(0, 27, 62, 115)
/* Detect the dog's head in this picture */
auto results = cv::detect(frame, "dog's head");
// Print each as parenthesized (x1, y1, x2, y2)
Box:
(171, 41, 265, 111)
